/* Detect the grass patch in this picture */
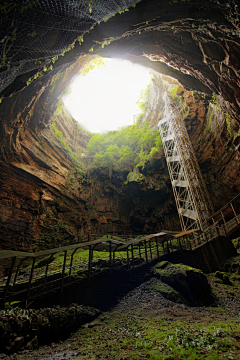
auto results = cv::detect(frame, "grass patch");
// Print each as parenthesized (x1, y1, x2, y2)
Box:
(71, 311, 240, 360)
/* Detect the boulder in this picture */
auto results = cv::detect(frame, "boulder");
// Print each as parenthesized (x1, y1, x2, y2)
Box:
(144, 277, 188, 304)
(153, 261, 212, 305)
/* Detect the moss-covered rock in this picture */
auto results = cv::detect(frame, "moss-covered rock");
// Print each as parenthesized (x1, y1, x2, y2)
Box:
(145, 278, 188, 304)
(0, 304, 100, 354)
(214, 271, 232, 285)
(153, 261, 212, 305)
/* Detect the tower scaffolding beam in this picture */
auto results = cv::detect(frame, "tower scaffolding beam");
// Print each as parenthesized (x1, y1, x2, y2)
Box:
(158, 92, 213, 232)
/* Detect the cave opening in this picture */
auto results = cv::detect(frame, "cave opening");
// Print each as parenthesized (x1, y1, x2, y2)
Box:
(62, 56, 151, 133)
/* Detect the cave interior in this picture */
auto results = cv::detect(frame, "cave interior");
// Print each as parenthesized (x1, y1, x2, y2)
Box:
(0, 0, 240, 251)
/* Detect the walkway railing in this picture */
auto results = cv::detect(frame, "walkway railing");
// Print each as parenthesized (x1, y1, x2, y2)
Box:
(0, 233, 171, 309)
(189, 194, 240, 249)
(0, 194, 239, 309)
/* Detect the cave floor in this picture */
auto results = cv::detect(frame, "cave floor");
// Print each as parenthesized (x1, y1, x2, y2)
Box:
(1, 268, 240, 360)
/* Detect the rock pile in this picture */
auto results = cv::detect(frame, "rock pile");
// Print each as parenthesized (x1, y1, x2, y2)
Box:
(0, 304, 100, 354)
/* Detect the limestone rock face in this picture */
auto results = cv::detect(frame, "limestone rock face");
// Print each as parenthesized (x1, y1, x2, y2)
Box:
(0, 66, 239, 251)
(0, 78, 180, 250)
(143, 73, 240, 210)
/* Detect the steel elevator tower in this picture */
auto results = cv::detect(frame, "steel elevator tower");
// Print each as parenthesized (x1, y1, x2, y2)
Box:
(158, 93, 213, 231)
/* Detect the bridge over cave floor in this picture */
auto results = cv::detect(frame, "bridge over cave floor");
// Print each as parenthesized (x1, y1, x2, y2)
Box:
(0, 194, 239, 309)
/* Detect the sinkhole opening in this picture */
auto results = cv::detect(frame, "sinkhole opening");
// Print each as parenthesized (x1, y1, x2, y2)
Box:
(63, 56, 151, 133)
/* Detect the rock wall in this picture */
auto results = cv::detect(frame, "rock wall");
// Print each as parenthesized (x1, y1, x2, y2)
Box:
(0, 70, 180, 250)
(0, 64, 239, 251)
(144, 73, 240, 210)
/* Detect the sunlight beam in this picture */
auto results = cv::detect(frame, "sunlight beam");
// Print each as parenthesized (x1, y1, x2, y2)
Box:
(63, 58, 151, 133)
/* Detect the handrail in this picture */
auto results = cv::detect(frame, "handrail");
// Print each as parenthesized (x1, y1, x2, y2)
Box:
(0, 238, 124, 260)
(206, 193, 240, 222)
(0, 194, 239, 308)
(0, 232, 175, 260)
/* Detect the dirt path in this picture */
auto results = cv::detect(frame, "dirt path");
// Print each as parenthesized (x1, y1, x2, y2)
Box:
(1, 271, 240, 360)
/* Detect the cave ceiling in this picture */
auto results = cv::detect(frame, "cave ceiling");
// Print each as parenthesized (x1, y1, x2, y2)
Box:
(0, 1, 239, 149)
(1, 0, 240, 112)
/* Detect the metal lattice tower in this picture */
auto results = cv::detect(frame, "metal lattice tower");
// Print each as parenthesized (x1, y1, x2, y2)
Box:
(158, 92, 213, 231)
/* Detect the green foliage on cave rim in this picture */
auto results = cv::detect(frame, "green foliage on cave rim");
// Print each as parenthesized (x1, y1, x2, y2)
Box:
(51, 83, 162, 182)
(85, 120, 162, 179)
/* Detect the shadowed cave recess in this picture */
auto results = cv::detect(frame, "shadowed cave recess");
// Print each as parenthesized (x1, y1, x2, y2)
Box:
(0, 0, 240, 251)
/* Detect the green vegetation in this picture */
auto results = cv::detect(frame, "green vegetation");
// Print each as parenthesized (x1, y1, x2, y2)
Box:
(170, 0, 190, 4)
(51, 118, 81, 167)
(210, 93, 236, 136)
(135, 85, 150, 118)
(0, 29, 17, 68)
(20, 240, 161, 282)
(55, 100, 64, 116)
(225, 112, 235, 135)
(85, 120, 162, 179)
(28, 29, 36, 37)
(0, 54, 7, 68)
(3, 255, 240, 358)
(26, 62, 54, 86)
(62, 258, 240, 359)
(84, 84, 161, 179)
(209, 107, 214, 127)
(62, 303, 240, 360)
(171, 84, 179, 99)
(50, 73, 64, 93)
(38, 207, 75, 249)
(83, 0, 95, 14)
(50, 83, 160, 184)
(50, 109, 87, 170)
(81, 56, 107, 76)
(0, 1, 39, 14)
(170, 84, 185, 105)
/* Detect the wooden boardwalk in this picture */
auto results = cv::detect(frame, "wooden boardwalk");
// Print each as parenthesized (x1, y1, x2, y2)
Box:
(0, 233, 172, 308)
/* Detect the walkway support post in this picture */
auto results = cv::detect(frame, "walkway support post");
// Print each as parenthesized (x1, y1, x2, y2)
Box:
(61, 251, 67, 294)
(230, 202, 240, 226)
(43, 254, 54, 293)
(68, 248, 78, 281)
(149, 240, 152, 259)
(131, 244, 134, 270)
(109, 241, 112, 273)
(10, 257, 28, 304)
(1, 256, 16, 309)
(144, 241, 148, 263)
(88, 245, 92, 282)
(155, 237, 160, 259)
(138, 243, 141, 261)
(221, 211, 227, 236)
(127, 247, 130, 268)
(112, 247, 115, 269)
(27, 257, 36, 301)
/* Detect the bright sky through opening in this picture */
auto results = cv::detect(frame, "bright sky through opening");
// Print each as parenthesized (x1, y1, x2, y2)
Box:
(63, 59, 151, 133)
